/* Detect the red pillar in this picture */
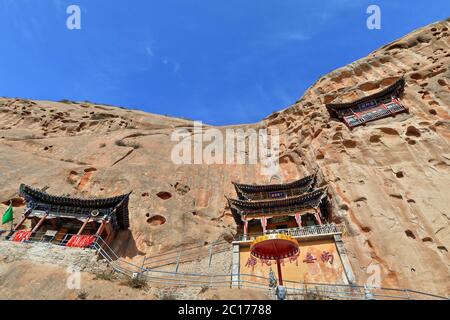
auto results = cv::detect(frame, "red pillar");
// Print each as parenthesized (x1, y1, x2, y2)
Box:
(294, 213, 302, 227)
(30, 213, 48, 234)
(382, 103, 393, 115)
(314, 209, 323, 226)
(11, 215, 27, 232)
(243, 219, 248, 239)
(260, 217, 267, 233)
(276, 259, 283, 285)
(95, 219, 107, 237)
(77, 218, 90, 235)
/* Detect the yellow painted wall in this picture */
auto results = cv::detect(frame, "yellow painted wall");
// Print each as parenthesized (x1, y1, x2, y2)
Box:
(239, 239, 347, 285)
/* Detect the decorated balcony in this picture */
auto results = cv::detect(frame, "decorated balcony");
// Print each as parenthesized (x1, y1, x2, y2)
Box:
(233, 223, 344, 243)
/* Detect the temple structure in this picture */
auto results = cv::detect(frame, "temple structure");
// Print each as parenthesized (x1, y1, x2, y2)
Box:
(7, 184, 131, 248)
(228, 173, 329, 239)
(228, 173, 355, 286)
(326, 77, 408, 129)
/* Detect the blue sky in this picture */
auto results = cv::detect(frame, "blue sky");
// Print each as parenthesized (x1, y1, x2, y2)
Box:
(0, 1, 448, 125)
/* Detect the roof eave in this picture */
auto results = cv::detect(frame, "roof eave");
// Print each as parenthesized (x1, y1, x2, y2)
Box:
(326, 77, 405, 111)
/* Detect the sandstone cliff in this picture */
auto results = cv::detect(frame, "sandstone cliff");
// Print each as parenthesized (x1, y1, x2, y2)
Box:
(263, 19, 450, 295)
(0, 19, 449, 297)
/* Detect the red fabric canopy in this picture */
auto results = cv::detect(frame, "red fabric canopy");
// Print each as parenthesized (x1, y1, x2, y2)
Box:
(66, 235, 96, 248)
(250, 234, 299, 260)
(11, 230, 32, 242)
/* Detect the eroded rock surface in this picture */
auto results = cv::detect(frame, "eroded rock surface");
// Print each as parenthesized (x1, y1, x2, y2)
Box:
(0, 19, 449, 297)
(262, 19, 450, 295)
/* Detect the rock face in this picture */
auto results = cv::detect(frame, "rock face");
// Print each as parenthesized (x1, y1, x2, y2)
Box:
(0, 19, 449, 297)
(262, 19, 450, 295)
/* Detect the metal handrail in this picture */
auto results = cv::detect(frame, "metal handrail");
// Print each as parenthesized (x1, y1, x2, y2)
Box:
(144, 247, 231, 269)
(143, 240, 231, 270)
(144, 240, 230, 258)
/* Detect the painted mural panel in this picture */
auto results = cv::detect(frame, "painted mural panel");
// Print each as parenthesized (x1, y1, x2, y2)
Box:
(239, 239, 347, 285)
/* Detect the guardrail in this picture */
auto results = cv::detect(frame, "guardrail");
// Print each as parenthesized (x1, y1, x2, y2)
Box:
(138, 269, 447, 300)
(1, 231, 447, 300)
(277, 279, 448, 300)
(92, 235, 142, 277)
(234, 224, 344, 242)
(143, 240, 231, 270)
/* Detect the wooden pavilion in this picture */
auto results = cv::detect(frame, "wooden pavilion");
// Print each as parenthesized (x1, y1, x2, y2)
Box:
(7, 184, 131, 247)
(326, 77, 408, 128)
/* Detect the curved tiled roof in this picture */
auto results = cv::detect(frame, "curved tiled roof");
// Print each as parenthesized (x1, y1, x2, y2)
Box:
(19, 184, 128, 208)
(19, 184, 131, 229)
(326, 77, 405, 111)
(228, 187, 327, 210)
(227, 186, 327, 225)
(232, 172, 316, 197)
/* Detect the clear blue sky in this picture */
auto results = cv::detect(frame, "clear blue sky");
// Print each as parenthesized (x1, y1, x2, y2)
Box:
(0, 1, 448, 125)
